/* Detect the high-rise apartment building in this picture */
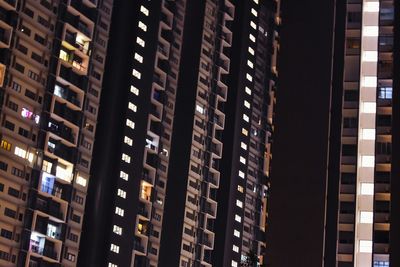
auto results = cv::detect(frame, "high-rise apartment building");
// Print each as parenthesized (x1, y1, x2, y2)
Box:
(0, 0, 113, 266)
(267, 0, 399, 266)
(79, 0, 279, 267)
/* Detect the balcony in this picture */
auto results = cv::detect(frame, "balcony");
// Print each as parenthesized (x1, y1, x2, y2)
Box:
(40, 179, 70, 202)
(34, 215, 64, 240)
(59, 65, 88, 90)
(64, 30, 90, 55)
(30, 235, 58, 261)
(69, 0, 97, 22)
(63, 11, 93, 38)
(48, 118, 76, 144)
(54, 83, 81, 108)
(47, 137, 77, 164)
(33, 196, 64, 221)
(53, 100, 82, 126)
(59, 47, 88, 75)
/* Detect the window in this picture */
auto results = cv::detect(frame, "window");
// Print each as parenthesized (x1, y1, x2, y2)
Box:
(113, 225, 122, 235)
(361, 129, 375, 140)
(363, 26, 379, 37)
(241, 142, 247, 150)
(110, 244, 120, 253)
(236, 200, 243, 208)
(120, 171, 129, 181)
(245, 87, 252, 95)
(140, 5, 149, 16)
(132, 69, 141, 79)
(247, 60, 254, 69)
(364, 2, 379, 12)
(378, 87, 392, 99)
(126, 119, 135, 129)
(249, 34, 256, 42)
(124, 136, 133, 146)
(117, 189, 126, 199)
(136, 37, 145, 47)
(131, 85, 139, 95)
(360, 211, 373, 223)
(108, 263, 117, 267)
(7, 101, 18, 112)
(239, 170, 245, 178)
(359, 240, 372, 253)
(361, 155, 374, 167)
(362, 102, 376, 113)
(196, 104, 204, 114)
(76, 176, 87, 187)
(122, 153, 131, 163)
(0, 140, 11, 151)
(246, 73, 253, 82)
(237, 185, 244, 193)
(134, 53, 143, 63)
(243, 114, 249, 122)
(65, 252, 75, 262)
(360, 183, 374, 195)
(138, 21, 147, 32)
(242, 128, 248, 136)
(244, 100, 251, 109)
(234, 229, 240, 237)
(128, 102, 137, 112)
(4, 120, 15, 131)
(115, 207, 124, 217)
(11, 81, 21, 92)
(362, 76, 377, 87)
(0, 229, 12, 239)
(233, 245, 239, 253)
(363, 51, 378, 62)
(240, 156, 246, 164)
(232, 260, 238, 267)
(235, 215, 242, 223)
(250, 21, 257, 30)
(248, 47, 255, 55)
(0, 161, 7, 171)
(251, 8, 258, 17)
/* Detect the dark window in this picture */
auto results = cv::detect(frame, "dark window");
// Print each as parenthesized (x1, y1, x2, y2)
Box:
(4, 120, 15, 131)
(68, 232, 78, 242)
(0, 183, 4, 191)
(34, 34, 46, 46)
(14, 63, 25, 73)
(344, 90, 358, 101)
(8, 187, 20, 198)
(7, 101, 18, 112)
(0, 161, 7, 171)
(4, 208, 16, 218)
(71, 213, 81, 223)
(11, 167, 24, 178)
(18, 127, 29, 138)
(23, 7, 34, 17)
(25, 89, 36, 100)
(0, 229, 12, 239)
(11, 81, 21, 92)
(20, 25, 31, 36)
(31, 52, 43, 63)
(342, 144, 357, 156)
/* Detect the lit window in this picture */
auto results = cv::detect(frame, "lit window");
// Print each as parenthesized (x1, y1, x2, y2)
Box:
(359, 240, 372, 253)
(363, 26, 379, 37)
(122, 153, 131, 163)
(136, 37, 145, 47)
(237, 185, 244, 193)
(235, 214, 242, 223)
(362, 102, 376, 113)
(234, 229, 240, 237)
(378, 87, 392, 99)
(364, 2, 379, 12)
(247, 60, 254, 69)
(243, 114, 249, 122)
(362, 76, 377, 87)
(241, 142, 247, 150)
(15, 146, 34, 162)
(361, 129, 375, 140)
(117, 189, 126, 199)
(251, 8, 258, 17)
(245, 87, 252, 95)
(120, 171, 129, 181)
(233, 245, 239, 253)
(130, 85, 139, 95)
(108, 263, 118, 267)
(124, 136, 133, 146)
(242, 128, 248, 136)
(196, 104, 204, 114)
(360, 211, 373, 223)
(249, 34, 256, 43)
(138, 21, 147, 32)
(246, 73, 253, 82)
(76, 176, 87, 187)
(363, 51, 378, 62)
(232, 260, 238, 267)
(113, 225, 122, 235)
(360, 183, 374, 195)
(239, 170, 245, 178)
(128, 102, 137, 112)
(240, 156, 246, 164)
(110, 244, 120, 253)
(132, 69, 141, 79)
(126, 119, 135, 129)
(361, 155, 374, 167)
(134, 53, 143, 63)
(250, 21, 257, 30)
(244, 100, 251, 109)
(248, 47, 255, 55)
(140, 5, 149, 16)
(236, 200, 243, 208)
(115, 207, 124, 217)
(253, 0, 259, 3)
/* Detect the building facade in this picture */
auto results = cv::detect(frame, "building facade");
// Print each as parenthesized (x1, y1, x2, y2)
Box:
(0, 0, 113, 266)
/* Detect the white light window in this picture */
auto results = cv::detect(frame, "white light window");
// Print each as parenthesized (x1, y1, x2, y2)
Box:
(241, 142, 247, 150)
(362, 51, 378, 62)
(240, 156, 246, 164)
(243, 114, 249, 122)
(248, 47, 255, 55)
(76, 176, 87, 187)
(138, 21, 147, 32)
(128, 102, 137, 112)
(110, 244, 120, 253)
(236, 200, 243, 208)
(196, 104, 204, 114)
(140, 5, 149, 16)
(130, 85, 139, 95)
(361, 129, 376, 140)
(122, 153, 131, 163)
(359, 240, 373, 253)
(239, 170, 245, 178)
(117, 189, 126, 199)
(360, 211, 373, 223)
(234, 229, 240, 237)
(245, 87, 252, 95)
(249, 34, 256, 43)
(364, 2, 379, 12)
(113, 225, 122, 235)
(363, 26, 379, 37)
(244, 100, 251, 109)
(253, 0, 259, 4)
(136, 37, 145, 47)
(15, 146, 26, 158)
(251, 8, 258, 17)
(108, 263, 117, 267)
(115, 207, 124, 217)
(250, 21, 257, 30)
(231, 260, 238, 267)
(246, 73, 253, 82)
(120, 171, 129, 181)
(132, 69, 141, 79)
(242, 128, 248, 136)
(362, 102, 376, 113)
(124, 136, 133, 146)
(247, 60, 254, 69)
(233, 245, 239, 253)
(361, 155, 374, 167)
(126, 119, 135, 129)
(360, 183, 374, 195)
(362, 76, 377, 87)
(235, 214, 242, 223)
(134, 53, 143, 63)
